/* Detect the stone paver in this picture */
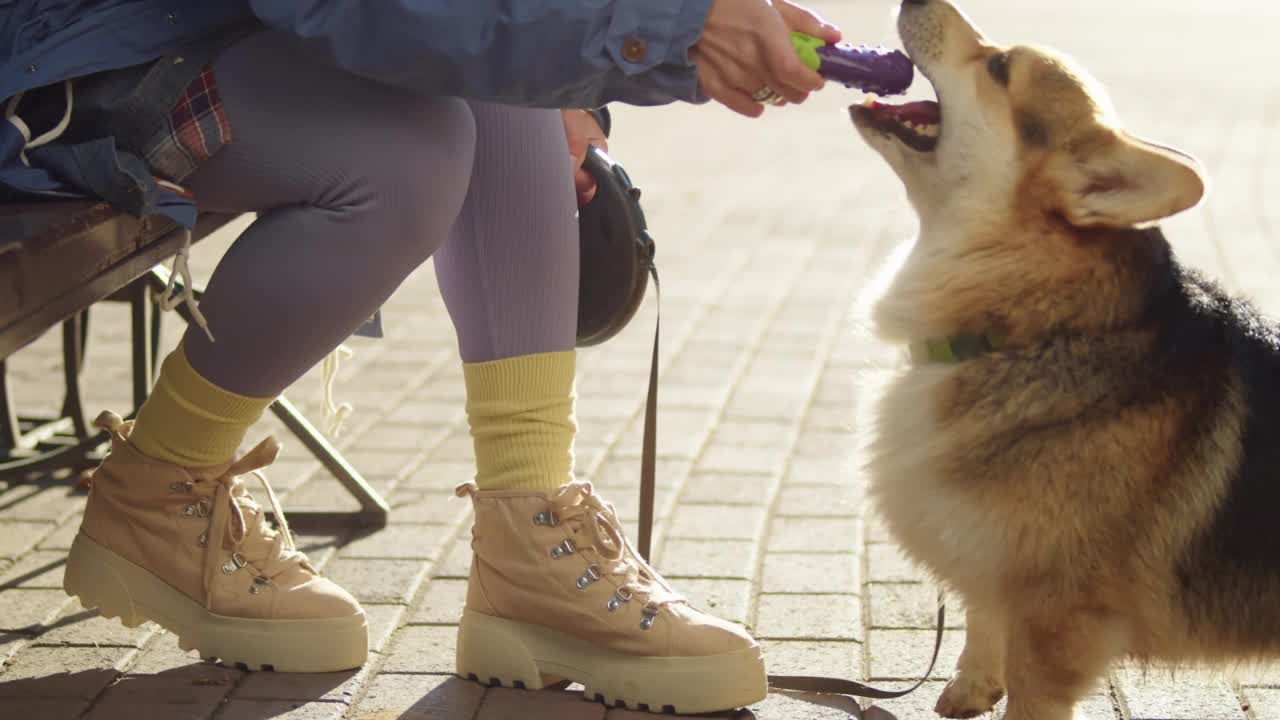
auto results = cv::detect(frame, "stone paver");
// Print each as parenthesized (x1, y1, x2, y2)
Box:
(4, 1, 1279, 717)
(349, 674, 484, 719)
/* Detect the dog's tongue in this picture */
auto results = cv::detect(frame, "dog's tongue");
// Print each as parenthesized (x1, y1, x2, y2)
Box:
(875, 100, 941, 125)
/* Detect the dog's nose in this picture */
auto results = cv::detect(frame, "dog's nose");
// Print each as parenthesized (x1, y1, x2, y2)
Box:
(902, 0, 928, 5)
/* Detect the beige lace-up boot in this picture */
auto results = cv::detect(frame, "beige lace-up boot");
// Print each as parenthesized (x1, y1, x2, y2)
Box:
(454, 480, 767, 714)
(63, 411, 368, 672)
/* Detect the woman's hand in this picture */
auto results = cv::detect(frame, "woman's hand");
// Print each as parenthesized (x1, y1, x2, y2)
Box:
(777, 1, 843, 46)
(693, 0, 842, 117)
(561, 109, 608, 206)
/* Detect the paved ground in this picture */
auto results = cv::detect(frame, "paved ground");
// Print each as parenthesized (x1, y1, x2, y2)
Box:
(3, 1, 1279, 718)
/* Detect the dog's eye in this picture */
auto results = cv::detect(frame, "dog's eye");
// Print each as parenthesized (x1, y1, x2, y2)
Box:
(987, 53, 1011, 87)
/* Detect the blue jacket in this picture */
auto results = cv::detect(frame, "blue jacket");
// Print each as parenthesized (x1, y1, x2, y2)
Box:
(1, 0, 712, 221)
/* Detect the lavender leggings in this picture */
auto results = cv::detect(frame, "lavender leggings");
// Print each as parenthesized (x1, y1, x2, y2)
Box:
(180, 31, 580, 396)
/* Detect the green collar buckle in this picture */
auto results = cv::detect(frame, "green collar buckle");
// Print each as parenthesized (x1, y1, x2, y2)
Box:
(908, 332, 1008, 364)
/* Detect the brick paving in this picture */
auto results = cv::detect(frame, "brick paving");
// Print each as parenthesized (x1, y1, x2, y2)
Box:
(3, 1, 1279, 718)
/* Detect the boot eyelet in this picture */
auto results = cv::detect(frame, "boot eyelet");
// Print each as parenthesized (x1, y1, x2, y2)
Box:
(533, 511, 559, 527)
(182, 504, 197, 517)
(550, 538, 577, 559)
(221, 552, 248, 574)
(249, 577, 270, 594)
(197, 531, 208, 547)
(194, 501, 210, 517)
(607, 588, 633, 612)
(640, 606, 658, 630)
(575, 565, 601, 590)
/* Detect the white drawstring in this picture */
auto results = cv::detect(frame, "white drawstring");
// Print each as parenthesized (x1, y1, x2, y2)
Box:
(4, 94, 33, 167)
(321, 344, 354, 438)
(26, 80, 73, 152)
(4, 80, 74, 167)
(156, 228, 215, 343)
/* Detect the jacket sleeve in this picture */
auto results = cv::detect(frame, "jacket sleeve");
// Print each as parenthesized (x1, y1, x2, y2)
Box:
(245, 0, 713, 109)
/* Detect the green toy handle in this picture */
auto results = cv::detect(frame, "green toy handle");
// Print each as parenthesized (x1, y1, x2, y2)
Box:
(791, 32, 826, 72)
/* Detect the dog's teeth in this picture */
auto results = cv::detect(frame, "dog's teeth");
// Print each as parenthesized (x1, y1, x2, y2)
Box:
(862, 94, 879, 108)
(921, 124, 940, 137)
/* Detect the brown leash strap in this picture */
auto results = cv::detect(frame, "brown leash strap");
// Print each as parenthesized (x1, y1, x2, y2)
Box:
(767, 599, 946, 698)
(636, 261, 659, 562)
(630, 258, 945, 700)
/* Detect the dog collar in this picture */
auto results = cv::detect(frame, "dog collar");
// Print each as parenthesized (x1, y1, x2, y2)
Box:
(908, 332, 1007, 364)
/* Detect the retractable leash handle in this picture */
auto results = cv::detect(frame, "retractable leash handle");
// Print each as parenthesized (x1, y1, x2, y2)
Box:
(576, 145, 655, 349)
(576, 145, 661, 562)
(587, 138, 944, 705)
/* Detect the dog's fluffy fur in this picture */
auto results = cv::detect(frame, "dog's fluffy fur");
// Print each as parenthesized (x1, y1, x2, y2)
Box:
(851, 2, 1280, 718)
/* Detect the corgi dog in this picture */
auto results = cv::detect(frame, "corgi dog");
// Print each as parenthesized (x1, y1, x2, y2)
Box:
(852, 1, 1280, 718)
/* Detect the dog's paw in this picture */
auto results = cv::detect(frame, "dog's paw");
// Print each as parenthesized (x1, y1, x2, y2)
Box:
(934, 673, 1005, 718)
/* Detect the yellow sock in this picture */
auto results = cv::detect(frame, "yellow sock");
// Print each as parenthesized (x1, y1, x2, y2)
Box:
(463, 350, 577, 492)
(129, 341, 274, 467)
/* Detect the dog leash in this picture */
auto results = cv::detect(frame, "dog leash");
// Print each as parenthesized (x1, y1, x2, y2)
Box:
(628, 256, 945, 704)
(765, 602, 945, 698)
(635, 259, 660, 561)
(592, 142, 946, 701)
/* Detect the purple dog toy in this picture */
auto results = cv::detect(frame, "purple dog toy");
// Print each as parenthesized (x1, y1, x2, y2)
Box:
(793, 33, 914, 96)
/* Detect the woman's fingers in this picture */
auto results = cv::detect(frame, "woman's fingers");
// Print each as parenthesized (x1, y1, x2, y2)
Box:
(693, 46, 767, 118)
(777, 1, 843, 44)
(561, 109, 608, 206)
(756, 11, 824, 101)
(575, 167, 597, 205)
(694, 0, 835, 112)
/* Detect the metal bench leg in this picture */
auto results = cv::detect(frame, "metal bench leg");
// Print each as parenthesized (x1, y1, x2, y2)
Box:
(270, 396, 390, 528)
(60, 311, 91, 439)
(0, 361, 19, 451)
(128, 279, 155, 412)
(0, 311, 109, 480)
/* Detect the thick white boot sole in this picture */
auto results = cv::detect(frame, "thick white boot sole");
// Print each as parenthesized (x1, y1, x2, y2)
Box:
(456, 608, 767, 714)
(64, 532, 368, 672)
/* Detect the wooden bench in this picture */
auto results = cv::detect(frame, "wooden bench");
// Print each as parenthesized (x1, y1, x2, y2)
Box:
(0, 199, 389, 529)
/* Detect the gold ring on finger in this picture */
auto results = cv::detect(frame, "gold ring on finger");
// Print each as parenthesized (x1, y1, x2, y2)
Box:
(751, 86, 785, 106)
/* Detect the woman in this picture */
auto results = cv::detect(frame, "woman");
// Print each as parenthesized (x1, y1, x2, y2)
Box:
(2, 0, 840, 712)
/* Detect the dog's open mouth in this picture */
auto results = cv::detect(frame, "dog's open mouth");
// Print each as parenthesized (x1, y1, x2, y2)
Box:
(851, 96, 942, 153)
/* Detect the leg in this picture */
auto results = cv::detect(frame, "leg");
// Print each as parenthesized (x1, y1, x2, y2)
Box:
(936, 603, 1008, 718)
(66, 30, 477, 673)
(439, 103, 767, 713)
(434, 102, 579, 364)
(129, 29, 476, 467)
(1003, 608, 1121, 720)
(434, 101, 579, 491)
(181, 37, 476, 397)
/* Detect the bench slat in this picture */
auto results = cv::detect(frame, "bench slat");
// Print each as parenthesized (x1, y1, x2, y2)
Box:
(0, 201, 234, 359)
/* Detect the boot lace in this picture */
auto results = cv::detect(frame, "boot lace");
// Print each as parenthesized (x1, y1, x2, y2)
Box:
(200, 437, 310, 608)
(91, 411, 309, 609)
(547, 481, 684, 612)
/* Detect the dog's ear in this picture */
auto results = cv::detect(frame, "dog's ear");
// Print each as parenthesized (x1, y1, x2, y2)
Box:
(1051, 129, 1206, 228)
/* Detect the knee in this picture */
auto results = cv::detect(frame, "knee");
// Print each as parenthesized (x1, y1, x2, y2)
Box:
(329, 96, 476, 262)
(396, 95, 477, 189)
